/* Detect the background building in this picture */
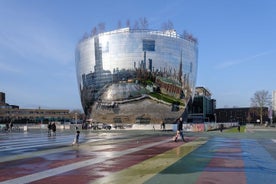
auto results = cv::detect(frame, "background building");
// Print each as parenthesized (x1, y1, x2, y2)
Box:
(0, 92, 72, 124)
(0, 92, 19, 109)
(215, 107, 269, 124)
(187, 87, 216, 123)
(75, 27, 198, 124)
(0, 92, 5, 106)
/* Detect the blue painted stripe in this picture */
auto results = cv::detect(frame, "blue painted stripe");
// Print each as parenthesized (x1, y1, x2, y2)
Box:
(241, 139, 276, 184)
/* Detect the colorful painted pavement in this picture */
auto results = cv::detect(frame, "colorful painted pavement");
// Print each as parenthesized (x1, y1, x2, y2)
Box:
(1, 129, 276, 184)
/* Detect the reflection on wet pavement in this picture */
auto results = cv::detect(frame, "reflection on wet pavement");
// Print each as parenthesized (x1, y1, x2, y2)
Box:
(1, 130, 276, 184)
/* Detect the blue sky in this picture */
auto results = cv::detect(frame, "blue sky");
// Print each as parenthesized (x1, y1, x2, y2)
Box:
(1, 0, 276, 111)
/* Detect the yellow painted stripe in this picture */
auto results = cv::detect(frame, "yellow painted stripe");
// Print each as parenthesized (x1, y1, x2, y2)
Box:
(92, 138, 207, 184)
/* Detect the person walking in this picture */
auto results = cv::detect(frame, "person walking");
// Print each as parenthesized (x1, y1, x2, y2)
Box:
(219, 124, 224, 132)
(9, 121, 13, 132)
(161, 121, 166, 131)
(48, 122, 52, 136)
(72, 127, 80, 146)
(5, 122, 9, 132)
(237, 124, 241, 132)
(52, 122, 56, 136)
(174, 117, 185, 142)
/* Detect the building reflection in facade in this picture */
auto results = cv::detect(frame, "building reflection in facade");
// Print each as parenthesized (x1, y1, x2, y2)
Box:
(75, 28, 198, 124)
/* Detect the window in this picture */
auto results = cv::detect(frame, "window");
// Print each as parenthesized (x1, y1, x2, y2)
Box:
(143, 40, 155, 51)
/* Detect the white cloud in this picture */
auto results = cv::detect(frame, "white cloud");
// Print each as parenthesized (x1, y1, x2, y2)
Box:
(215, 50, 275, 69)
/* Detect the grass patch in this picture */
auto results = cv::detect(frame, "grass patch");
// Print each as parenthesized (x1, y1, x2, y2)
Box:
(225, 126, 245, 133)
(149, 92, 184, 105)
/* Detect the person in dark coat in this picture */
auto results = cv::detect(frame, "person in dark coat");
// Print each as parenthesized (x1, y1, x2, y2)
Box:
(174, 117, 185, 142)
(237, 125, 240, 132)
(219, 124, 224, 132)
(52, 122, 56, 136)
(48, 122, 52, 136)
(161, 121, 166, 131)
(72, 127, 80, 146)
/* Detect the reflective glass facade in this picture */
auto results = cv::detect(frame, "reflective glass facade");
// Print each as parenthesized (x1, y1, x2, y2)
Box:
(75, 28, 198, 123)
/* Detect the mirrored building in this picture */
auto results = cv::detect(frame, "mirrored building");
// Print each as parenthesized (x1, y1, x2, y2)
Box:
(75, 28, 198, 124)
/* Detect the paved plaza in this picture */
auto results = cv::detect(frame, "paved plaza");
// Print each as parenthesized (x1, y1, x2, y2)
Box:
(1, 127, 276, 184)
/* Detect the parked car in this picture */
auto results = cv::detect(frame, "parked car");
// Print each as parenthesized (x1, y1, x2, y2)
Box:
(102, 123, 112, 130)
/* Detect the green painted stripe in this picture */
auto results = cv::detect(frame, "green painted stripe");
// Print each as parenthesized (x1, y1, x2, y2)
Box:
(144, 137, 216, 184)
(92, 138, 207, 184)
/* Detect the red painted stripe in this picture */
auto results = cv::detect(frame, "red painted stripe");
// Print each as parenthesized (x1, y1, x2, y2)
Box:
(196, 142, 246, 184)
(31, 137, 195, 184)
(0, 135, 194, 183)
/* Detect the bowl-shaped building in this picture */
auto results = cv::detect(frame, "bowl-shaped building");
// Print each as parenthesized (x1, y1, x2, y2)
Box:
(75, 28, 198, 124)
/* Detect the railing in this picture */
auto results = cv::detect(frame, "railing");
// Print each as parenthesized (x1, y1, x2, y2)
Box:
(79, 27, 198, 44)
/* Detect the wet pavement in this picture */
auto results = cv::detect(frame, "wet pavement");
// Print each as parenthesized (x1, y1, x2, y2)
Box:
(1, 128, 276, 184)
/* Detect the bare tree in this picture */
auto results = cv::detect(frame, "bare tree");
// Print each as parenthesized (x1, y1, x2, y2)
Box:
(91, 26, 97, 36)
(70, 109, 84, 121)
(250, 90, 271, 124)
(117, 20, 122, 29)
(183, 30, 198, 44)
(167, 20, 174, 29)
(82, 32, 89, 40)
(98, 22, 105, 33)
(126, 19, 131, 28)
(161, 20, 174, 30)
(139, 17, 148, 29)
(70, 109, 83, 115)
(133, 20, 139, 29)
(183, 31, 189, 38)
(246, 112, 252, 123)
